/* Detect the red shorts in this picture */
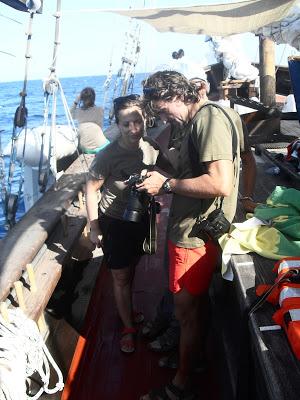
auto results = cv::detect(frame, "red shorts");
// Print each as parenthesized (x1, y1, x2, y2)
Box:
(168, 240, 220, 295)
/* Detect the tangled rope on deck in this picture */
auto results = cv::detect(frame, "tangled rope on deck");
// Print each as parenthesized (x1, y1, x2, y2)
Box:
(0, 308, 64, 400)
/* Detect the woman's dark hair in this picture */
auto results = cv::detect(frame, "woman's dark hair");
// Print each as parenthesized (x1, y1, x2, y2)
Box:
(142, 70, 199, 105)
(80, 87, 95, 107)
(113, 94, 144, 124)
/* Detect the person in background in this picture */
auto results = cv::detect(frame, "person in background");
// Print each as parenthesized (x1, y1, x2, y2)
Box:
(138, 70, 243, 400)
(172, 48, 184, 61)
(71, 86, 109, 154)
(86, 94, 174, 354)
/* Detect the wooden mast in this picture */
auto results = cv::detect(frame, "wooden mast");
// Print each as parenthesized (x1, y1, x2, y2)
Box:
(259, 36, 276, 107)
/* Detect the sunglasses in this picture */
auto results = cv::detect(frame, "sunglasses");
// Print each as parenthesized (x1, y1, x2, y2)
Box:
(143, 87, 158, 97)
(113, 94, 140, 106)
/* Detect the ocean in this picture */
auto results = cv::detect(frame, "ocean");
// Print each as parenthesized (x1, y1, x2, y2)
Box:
(0, 73, 148, 239)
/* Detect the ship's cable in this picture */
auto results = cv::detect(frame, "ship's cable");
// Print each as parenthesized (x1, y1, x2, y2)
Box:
(5, 10, 35, 228)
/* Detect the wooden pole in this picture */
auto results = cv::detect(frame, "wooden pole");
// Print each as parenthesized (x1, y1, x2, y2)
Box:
(259, 36, 276, 107)
(26, 263, 37, 293)
(14, 281, 26, 311)
(0, 302, 10, 323)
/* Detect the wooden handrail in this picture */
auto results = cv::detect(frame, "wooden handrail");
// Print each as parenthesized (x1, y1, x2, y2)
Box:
(0, 155, 89, 302)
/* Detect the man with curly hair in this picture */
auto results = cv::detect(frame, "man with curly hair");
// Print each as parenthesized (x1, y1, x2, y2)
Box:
(138, 70, 243, 400)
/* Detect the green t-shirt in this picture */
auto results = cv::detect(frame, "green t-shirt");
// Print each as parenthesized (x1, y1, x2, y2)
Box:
(168, 103, 242, 248)
(89, 137, 164, 220)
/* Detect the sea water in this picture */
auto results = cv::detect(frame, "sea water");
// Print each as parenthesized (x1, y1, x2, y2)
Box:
(0, 73, 148, 238)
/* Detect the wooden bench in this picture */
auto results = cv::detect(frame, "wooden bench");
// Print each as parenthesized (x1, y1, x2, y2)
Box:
(210, 151, 300, 400)
(218, 79, 258, 100)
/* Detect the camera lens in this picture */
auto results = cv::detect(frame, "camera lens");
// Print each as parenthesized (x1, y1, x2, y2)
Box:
(123, 174, 149, 223)
(123, 190, 147, 222)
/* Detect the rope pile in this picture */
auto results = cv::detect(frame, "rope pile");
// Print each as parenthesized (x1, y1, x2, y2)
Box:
(0, 308, 63, 400)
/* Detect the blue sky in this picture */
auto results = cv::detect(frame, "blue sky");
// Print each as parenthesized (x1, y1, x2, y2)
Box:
(0, 0, 298, 82)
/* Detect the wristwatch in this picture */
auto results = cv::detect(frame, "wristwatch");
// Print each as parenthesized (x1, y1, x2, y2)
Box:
(162, 178, 172, 194)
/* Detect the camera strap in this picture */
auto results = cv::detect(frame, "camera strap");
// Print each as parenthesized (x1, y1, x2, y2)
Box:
(215, 196, 224, 210)
(188, 102, 239, 210)
(143, 196, 157, 255)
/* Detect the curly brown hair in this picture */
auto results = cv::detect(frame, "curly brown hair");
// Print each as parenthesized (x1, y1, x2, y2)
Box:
(142, 70, 199, 104)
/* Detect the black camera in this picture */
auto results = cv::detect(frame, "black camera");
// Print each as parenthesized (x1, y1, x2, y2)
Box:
(196, 208, 231, 242)
(123, 174, 150, 223)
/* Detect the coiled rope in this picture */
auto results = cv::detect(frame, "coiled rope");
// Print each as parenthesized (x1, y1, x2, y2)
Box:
(0, 308, 64, 400)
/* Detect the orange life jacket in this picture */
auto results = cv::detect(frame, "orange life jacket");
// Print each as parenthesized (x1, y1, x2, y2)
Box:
(256, 257, 300, 359)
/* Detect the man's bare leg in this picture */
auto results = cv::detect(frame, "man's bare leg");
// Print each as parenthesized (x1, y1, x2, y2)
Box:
(172, 288, 209, 388)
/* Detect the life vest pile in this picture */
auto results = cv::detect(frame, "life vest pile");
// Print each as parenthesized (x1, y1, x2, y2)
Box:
(256, 257, 300, 359)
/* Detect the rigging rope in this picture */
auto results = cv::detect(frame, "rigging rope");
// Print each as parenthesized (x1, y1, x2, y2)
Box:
(43, 0, 62, 186)
(0, 130, 7, 219)
(5, 10, 35, 228)
(108, 19, 142, 123)
(57, 79, 89, 172)
(38, 0, 88, 193)
(39, 74, 60, 192)
(39, 0, 87, 192)
(37, 84, 51, 191)
(39, 0, 89, 193)
(0, 308, 64, 399)
(275, 43, 288, 74)
(102, 50, 114, 111)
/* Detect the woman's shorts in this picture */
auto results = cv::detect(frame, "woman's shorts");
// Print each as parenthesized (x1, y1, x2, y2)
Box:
(99, 213, 147, 269)
(168, 240, 220, 296)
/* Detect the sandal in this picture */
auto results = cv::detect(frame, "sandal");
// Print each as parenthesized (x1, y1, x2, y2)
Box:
(133, 311, 145, 324)
(140, 381, 196, 400)
(158, 351, 208, 373)
(141, 315, 170, 339)
(148, 325, 179, 352)
(120, 327, 136, 354)
(158, 351, 178, 369)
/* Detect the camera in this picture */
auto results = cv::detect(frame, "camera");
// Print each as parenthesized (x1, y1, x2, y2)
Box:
(196, 208, 231, 242)
(123, 174, 150, 223)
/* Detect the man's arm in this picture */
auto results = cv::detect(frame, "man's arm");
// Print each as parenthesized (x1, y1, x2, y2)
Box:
(137, 159, 233, 198)
(70, 94, 80, 117)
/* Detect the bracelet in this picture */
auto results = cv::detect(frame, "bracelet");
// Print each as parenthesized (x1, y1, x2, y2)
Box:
(240, 196, 254, 202)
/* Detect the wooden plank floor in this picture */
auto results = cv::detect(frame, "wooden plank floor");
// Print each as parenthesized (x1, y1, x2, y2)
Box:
(61, 194, 220, 400)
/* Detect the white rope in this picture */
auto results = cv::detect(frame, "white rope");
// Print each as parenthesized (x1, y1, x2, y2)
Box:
(57, 80, 90, 172)
(58, 81, 79, 143)
(0, 308, 64, 400)
(41, 75, 90, 175)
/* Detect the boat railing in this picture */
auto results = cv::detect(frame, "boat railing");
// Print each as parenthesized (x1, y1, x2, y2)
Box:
(0, 155, 89, 325)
